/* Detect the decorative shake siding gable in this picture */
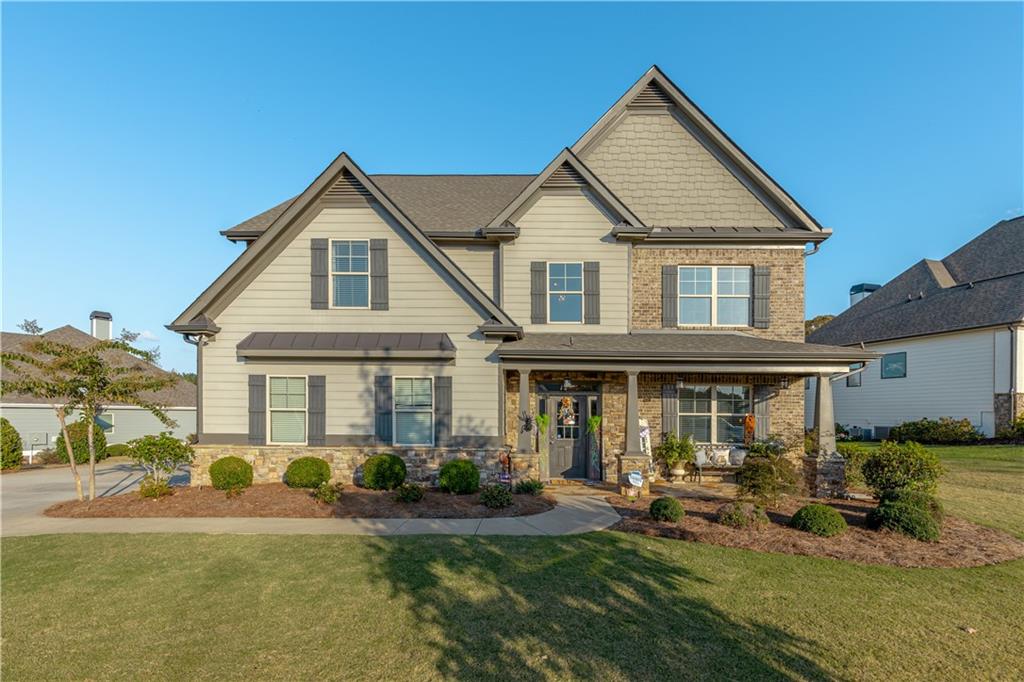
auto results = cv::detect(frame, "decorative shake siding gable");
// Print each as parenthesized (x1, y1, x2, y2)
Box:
(202, 204, 501, 442)
(580, 112, 785, 228)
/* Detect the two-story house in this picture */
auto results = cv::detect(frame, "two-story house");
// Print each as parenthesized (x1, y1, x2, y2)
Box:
(169, 66, 873, 492)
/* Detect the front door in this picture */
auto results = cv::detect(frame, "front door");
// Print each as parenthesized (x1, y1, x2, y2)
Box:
(548, 394, 587, 478)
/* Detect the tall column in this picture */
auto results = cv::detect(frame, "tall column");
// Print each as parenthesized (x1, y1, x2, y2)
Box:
(813, 373, 837, 457)
(625, 370, 643, 455)
(516, 368, 533, 453)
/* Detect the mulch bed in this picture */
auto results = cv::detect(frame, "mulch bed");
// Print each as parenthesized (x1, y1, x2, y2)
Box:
(45, 483, 556, 520)
(608, 494, 1024, 568)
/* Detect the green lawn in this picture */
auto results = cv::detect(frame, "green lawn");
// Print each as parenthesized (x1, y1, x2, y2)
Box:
(3, 445, 1022, 681)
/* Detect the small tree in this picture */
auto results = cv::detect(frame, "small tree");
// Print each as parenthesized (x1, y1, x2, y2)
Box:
(1, 418, 23, 470)
(128, 433, 193, 485)
(17, 319, 43, 335)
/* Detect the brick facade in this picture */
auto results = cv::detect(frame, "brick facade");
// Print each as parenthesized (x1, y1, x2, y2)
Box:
(995, 392, 1024, 432)
(631, 246, 805, 342)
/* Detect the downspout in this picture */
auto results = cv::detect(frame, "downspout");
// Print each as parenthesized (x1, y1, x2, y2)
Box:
(803, 242, 821, 258)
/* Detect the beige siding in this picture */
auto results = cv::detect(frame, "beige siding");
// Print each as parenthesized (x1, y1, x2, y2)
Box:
(503, 192, 629, 333)
(440, 244, 497, 301)
(582, 112, 783, 228)
(204, 205, 500, 440)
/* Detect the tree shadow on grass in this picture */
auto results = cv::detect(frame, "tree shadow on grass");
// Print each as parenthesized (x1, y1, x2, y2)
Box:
(365, 532, 838, 681)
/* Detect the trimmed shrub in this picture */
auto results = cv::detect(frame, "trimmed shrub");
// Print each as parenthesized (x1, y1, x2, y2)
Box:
(878, 488, 943, 523)
(54, 420, 107, 465)
(862, 441, 943, 495)
(438, 459, 480, 495)
(106, 443, 131, 457)
(480, 484, 513, 509)
(837, 442, 870, 489)
(37, 449, 62, 465)
(313, 481, 343, 504)
(127, 433, 193, 484)
(748, 435, 786, 457)
(513, 479, 545, 496)
(649, 496, 684, 522)
(209, 456, 253, 492)
(736, 455, 798, 508)
(890, 417, 982, 445)
(285, 457, 331, 489)
(997, 414, 1024, 440)
(867, 501, 941, 542)
(394, 482, 425, 503)
(138, 476, 173, 499)
(789, 504, 847, 537)
(716, 501, 769, 530)
(362, 454, 407, 491)
(1, 417, 23, 470)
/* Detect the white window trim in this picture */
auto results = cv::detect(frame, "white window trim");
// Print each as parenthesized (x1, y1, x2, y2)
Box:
(393, 376, 434, 446)
(677, 265, 752, 328)
(329, 238, 371, 310)
(546, 261, 585, 325)
(267, 375, 307, 445)
(678, 383, 752, 445)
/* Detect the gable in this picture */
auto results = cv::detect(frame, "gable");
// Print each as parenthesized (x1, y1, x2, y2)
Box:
(581, 111, 784, 228)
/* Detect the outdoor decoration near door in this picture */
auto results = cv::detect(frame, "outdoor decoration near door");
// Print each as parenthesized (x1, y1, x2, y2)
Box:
(743, 413, 756, 446)
(586, 412, 601, 480)
(558, 397, 576, 425)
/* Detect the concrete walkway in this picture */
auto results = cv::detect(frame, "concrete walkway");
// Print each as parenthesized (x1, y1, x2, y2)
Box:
(1, 461, 620, 538)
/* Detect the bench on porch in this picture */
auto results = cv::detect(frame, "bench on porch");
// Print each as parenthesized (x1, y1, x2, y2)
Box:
(686, 445, 749, 484)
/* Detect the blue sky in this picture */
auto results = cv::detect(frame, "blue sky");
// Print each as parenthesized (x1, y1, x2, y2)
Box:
(3, 2, 1022, 373)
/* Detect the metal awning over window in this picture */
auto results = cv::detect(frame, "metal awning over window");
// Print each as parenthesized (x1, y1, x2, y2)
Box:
(236, 332, 456, 360)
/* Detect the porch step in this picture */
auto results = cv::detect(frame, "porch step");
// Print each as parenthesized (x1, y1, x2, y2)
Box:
(546, 478, 599, 487)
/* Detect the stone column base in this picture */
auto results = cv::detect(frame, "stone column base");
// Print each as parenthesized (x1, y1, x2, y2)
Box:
(509, 453, 541, 482)
(617, 454, 653, 496)
(803, 455, 847, 499)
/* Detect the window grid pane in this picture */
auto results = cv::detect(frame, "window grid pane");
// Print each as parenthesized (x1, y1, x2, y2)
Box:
(332, 274, 369, 307)
(717, 298, 750, 326)
(679, 267, 712, 295)
(679, 383, 750, 443)
(271, 411, 305, 443)
(678, 266, 751, 327)
(717, 416, 745, 444)
(395, 411, 432, 444)
(680, 297, 712, 325)
(332, 241, 369, 274)
(679, 415, 711, 443)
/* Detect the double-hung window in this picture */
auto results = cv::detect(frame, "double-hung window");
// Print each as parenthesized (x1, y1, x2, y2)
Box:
(394, 377, 433, 445)
(678, 266, 751, 326)
(331, 239, 369, 308)
(268, 376, 306, 444)
(548, 262, 583, 323)
(678, 383, 751, 444)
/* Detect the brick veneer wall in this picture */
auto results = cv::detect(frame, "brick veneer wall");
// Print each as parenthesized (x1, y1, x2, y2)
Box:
(631, 247, 805, 342)
(995, 392, 1024, 431)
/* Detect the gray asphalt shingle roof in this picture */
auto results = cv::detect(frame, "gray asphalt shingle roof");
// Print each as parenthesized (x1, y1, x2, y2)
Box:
(808, 217, 1024, 346)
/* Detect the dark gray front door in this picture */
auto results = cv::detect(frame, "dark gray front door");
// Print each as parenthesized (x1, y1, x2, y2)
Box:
(548, 394, 586, 478)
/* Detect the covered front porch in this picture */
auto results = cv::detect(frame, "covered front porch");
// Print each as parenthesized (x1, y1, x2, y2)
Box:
(497, 332, 877, 494)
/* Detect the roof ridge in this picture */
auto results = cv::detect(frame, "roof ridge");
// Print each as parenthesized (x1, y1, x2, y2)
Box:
(369, 173, 535, 177)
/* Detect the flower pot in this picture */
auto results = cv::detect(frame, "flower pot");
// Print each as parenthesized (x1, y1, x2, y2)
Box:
(669, 466, 687, 482)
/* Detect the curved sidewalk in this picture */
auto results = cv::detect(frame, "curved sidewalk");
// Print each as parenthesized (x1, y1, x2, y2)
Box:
(1, 463, 621, 537)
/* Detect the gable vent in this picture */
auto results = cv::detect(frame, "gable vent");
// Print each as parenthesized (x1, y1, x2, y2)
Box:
(630, 81, 673, 108)
(542, 163, 588, 190)
(323, 171, 372, 201)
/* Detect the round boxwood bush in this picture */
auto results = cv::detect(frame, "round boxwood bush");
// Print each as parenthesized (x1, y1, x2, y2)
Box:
(862, 441, 943, 495)
(54, 420, 107, 465)
(285, 456, 331, 489)
(361, 454, 407, 490)
(480, 484, 513, 509)
(513, 479, 545, 496)
(209, 456, 253, 491)
(716, 501, 769, 530)
(106, 443, 131, 458)
(866, 500, 941, 542)
(649, 496, 684, 522)
(789, 503, 847, 537)
(1, 417, 23, 470)
(438, 459, 480, 494)
(394, 482, 425, 503)
(878, 488, 944, 523)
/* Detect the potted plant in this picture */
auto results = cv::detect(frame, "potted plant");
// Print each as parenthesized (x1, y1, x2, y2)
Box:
(654, 432, 695, 482)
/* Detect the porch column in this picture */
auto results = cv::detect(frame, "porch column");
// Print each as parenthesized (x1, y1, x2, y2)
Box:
(516, 368, 533, 453)
(812, 373, 837, 456)
(625, 370, 643, 455)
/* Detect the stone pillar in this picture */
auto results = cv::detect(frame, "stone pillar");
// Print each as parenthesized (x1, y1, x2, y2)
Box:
(625, 370, 642, 455)
(808, 373, 846, 498)
(516, 368, 533, 453)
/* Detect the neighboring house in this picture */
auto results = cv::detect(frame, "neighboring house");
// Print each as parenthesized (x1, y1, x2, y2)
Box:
(1, 312, 196, 458)
(169, 65, 872, 489)
(806, 217, 1024, 437)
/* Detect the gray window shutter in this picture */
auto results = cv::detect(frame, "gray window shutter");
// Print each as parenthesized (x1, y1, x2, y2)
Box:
(530, 261, 547, 324)
(661, 383, 679, 440)
(370, 239, 389, 310)
(248, 375, 266, 446)
(753, 266, 770, 329)
(311, 239, 328, 310)
(661, 265, 678, 328)
(584, 261, 600, 325)
(308, 376, 326, 446)
(434, 376, 452, 447)
(753, 385, 771, 440)
(374, 375, 393, 444)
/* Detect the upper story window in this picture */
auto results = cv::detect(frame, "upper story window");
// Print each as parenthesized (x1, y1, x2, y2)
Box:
(394, 377, 433, 445)
(331, 239, 369, 308)
(678, 383, 751, 444)
(678, 266, 751, 327)
(847, 363, 865, 387)
(548, 262, 584, 323)
(269, 376, 306, 444)
(881, 352, 907, 379)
